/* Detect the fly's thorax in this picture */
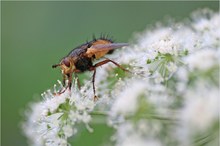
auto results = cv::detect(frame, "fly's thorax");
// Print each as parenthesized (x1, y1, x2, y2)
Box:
(75, 56, 93, 72)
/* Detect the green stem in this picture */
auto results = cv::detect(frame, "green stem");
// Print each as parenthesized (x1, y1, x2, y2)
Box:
(90, 111, 108, 116)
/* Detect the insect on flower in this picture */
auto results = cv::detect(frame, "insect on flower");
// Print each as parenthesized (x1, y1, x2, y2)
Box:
(52, 35, 129, 99)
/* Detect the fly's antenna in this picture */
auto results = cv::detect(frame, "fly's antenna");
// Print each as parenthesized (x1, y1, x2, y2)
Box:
(52, 64, 61, 68)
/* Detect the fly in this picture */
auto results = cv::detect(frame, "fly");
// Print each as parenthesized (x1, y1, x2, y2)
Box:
(52, 35, 129, 100)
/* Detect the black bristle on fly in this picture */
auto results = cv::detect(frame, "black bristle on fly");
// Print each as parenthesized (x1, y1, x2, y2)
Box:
(90, 33, 114, 43)
(99, 33, 114, 43)
(92, 34, 97, 41)
(88, 33, 115, 54)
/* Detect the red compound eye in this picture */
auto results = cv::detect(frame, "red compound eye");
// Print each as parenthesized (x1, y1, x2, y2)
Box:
(63, 58, 70, 67)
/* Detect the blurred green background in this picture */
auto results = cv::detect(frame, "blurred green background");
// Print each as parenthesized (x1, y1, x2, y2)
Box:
(1, 1, 218, 146)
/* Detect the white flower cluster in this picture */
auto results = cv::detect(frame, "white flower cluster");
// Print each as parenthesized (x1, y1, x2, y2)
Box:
(22, 81, 95, 146)
(107, 9, 219, 146)
(22, 9, 219, 146)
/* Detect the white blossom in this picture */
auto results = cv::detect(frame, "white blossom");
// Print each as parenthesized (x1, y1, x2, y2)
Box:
(110, 80, 147, 116)
(184, 48, 218, 71)
(181, 86, 219, 131)
(22, 80, 95, 146)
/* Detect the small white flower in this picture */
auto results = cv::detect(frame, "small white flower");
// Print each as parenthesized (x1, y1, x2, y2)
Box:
(154, 72, 164, 83)
(181, 86, 219, 131)
(150, 38, 179, 56)
(62, 125, 74, 137)
(44, 94, 68, 113)
(184, 49, 218, 71)
(114, 121, 162, 146)
(176, 67, 188, 82)
(110, 80, 147, 116)
(120, 135, 161, 146)
(166, 62, 177, 73)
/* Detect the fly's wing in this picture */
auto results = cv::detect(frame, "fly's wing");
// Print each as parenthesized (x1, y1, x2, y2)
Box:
(86, 43, 128, 59)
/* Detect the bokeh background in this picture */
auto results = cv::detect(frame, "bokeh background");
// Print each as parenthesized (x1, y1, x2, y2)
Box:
(2, 1, 219, 146)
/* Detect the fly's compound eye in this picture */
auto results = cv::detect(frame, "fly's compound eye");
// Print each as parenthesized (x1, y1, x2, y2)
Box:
(62, 58, 70, 67)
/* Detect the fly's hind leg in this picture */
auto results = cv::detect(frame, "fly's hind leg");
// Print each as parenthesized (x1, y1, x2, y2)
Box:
(92, 69, 97, 101)
(90, 58, 130, 100)
(89, 66, 98, 101)
(95, 58, 130, 72)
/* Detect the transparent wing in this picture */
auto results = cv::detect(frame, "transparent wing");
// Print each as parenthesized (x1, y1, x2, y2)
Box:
(87, 43, 128, 52)
(91, 43, 128, 49)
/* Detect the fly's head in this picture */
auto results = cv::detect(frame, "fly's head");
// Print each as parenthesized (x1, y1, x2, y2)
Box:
(52, 57, 76, 75)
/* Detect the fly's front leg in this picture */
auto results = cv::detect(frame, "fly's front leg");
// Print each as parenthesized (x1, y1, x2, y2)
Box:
(54, 74, 67, 95)
(62, 74, 67, 87)
(56, 73, 72, 95)
(67, 73, 72, 90)
(74, 73, 81, 90)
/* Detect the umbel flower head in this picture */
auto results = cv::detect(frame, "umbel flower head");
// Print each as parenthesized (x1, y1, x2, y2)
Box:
(22, 80, 95, 146)
(22, 9, 219, 146)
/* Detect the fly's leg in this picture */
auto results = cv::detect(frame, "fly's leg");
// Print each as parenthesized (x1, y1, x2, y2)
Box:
(54, 69, 81, 96)
(90, 58, 130, 100)
(92, 69, 97, 101)
(93, 58, 130, 72)
(67, 73, 72, 90)
(55, 74, 72, 95)
(53, 75, 66, 95)
(62, 74, 67, 86)
(89, 67, 98, 101)
(74, 73, 81, 90)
